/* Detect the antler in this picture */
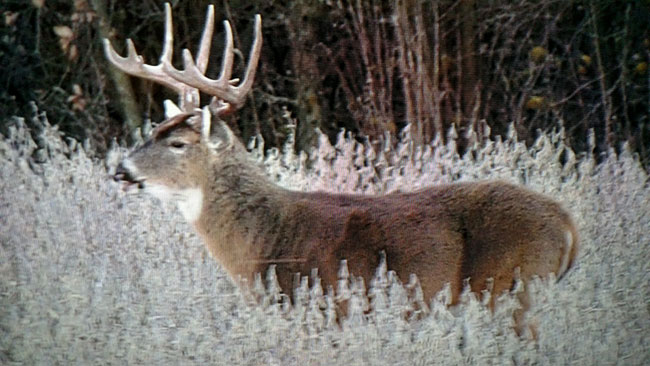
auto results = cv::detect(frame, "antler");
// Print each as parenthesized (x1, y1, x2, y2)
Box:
(103, 3, 262, 116)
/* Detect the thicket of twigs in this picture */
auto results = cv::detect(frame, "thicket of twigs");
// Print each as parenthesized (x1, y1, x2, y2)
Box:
(2, 0, 649, 166)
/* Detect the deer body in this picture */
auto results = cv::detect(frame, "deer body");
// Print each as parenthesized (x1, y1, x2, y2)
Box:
(107, 3, 577, 330)
(119, 113, 577, 307)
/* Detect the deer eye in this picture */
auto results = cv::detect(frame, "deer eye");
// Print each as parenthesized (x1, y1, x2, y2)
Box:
(169, 140, 187, 149)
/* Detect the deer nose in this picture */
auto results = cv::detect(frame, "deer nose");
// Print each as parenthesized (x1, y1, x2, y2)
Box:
(113, 163, 133, 183)
(113, 163, 145, 190)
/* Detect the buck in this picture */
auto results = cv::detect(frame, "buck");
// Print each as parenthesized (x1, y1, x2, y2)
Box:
(105, 3, 578, 332)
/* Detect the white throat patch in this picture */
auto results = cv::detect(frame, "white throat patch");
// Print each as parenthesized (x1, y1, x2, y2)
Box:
(145, 185, 204, 223)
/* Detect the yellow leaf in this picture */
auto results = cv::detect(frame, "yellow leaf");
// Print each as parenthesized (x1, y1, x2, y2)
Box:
(53, 25, 73, 39)
(526, 96, 545, 110)
(529, 46, 547, 63)
(4, 11, 19, 26)
(74, 0, 90, 12)
(68, 44, 79, 61)
(68, 85, 87, 111)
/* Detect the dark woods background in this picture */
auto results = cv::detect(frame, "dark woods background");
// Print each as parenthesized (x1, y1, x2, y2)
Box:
(2, 0, 649, 167)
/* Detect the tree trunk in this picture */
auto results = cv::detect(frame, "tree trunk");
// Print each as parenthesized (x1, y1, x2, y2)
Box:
(288, 2, 325, 151)
(459, 0, 478, 130)
(89, 0, 142, 141)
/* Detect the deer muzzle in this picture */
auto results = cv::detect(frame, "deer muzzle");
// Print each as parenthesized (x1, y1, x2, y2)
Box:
(113, 163, 144, 191)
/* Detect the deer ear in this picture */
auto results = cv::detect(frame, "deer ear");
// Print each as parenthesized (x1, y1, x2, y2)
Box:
(164, 100, 183, 118)
(200, 106, 212, 141)
(201, 106, 235, 151)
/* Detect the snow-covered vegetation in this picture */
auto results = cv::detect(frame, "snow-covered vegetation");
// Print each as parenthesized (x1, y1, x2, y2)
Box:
(1, 109, 648, 365)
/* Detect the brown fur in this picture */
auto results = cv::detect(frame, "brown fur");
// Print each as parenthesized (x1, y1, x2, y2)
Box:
(199, 171, 578, 307)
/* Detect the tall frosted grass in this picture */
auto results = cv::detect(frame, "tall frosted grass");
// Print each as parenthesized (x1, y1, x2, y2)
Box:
(1, 108, 648, 365)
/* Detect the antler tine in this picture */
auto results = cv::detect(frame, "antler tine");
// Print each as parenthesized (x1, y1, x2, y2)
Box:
(103, 3, 200, 112)
(195, 5, 215, 74)
(216, 20, 234, 86)
(160, 3, 174, 67)
(163, 14, 262, 112)
(234, 14, 262, 102)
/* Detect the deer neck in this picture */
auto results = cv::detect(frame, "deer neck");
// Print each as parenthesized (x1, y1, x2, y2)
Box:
(191, 153, 289, 277)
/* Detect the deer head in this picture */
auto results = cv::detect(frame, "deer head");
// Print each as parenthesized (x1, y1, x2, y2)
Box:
(106, 3, 261, 221)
